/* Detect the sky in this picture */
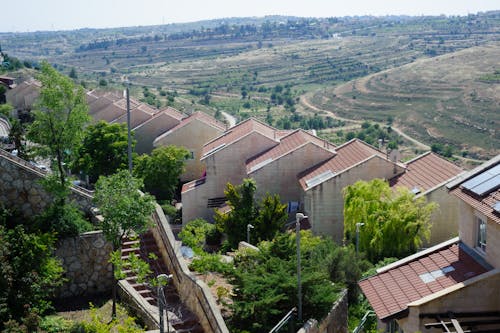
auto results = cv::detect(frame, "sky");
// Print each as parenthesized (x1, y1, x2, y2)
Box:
(1, 0, 498, 32)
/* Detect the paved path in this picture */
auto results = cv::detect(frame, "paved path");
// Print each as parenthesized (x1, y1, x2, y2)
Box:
(221, 111, 236, 128)
(300, 94, 430, 150)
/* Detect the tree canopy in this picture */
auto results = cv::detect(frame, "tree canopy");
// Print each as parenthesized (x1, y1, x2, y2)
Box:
(72, 121, 133, 183)
(214, 178, 288, 249)
(228, 230, 368, 332)
(26, 61, 90, 192)
(0, 207, 64, 328)
(133, 145, 189, 201)
(343, 178, 437, 263)
(93, 170, 156, 318)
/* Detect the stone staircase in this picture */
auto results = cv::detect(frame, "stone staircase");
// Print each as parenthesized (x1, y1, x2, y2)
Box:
(121, 231, 204, 333)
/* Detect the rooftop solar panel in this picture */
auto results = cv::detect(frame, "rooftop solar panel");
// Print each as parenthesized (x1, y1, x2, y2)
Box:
(470, 174, 500, 196)
(462, 164, 500, 196)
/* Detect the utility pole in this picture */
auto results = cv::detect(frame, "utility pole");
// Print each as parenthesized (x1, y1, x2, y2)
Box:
(296, 213, 307, 322)
(126, 82, 132, 172)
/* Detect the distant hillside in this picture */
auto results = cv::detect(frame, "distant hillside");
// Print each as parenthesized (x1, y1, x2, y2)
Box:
(1, 12, 499, 160)
(309, 44, 500, 159)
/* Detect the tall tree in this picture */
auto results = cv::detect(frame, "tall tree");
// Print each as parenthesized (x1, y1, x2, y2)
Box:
(93, 170, 155, 318)
(343, 179, 436, 262)
(214, 179, 288, 249)
(26, 61, 90, 199)
(72, 121, 133, 183)
(133, 145, 189, 201)
(0, 221, 64, 328)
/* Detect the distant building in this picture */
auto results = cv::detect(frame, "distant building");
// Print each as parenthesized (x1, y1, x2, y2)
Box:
(154, 111, 226, 182)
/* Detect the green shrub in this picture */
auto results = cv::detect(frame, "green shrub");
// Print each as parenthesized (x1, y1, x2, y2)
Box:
(35, 202, 93, 237)
(189, 253, 232, 274)
(40, 316, 73, 333)
(178, 218, 215, 252)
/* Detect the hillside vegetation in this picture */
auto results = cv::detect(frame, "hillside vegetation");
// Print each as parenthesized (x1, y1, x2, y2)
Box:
(2, 12, 499, 159)
(309, 44, 499, 159)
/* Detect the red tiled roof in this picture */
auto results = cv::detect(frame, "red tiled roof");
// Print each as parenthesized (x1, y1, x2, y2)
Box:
(154, 111, 225, 142)
(390, 152, 463, 193)
(135, 107, 186, 131)
(298, 139, 384, 189)
(452, 188, 500, 224)
(359, 241, 491, 321)
(181, 177, 206, 193)
(246, 129, 335, 173)
(202, 118, 277, 157)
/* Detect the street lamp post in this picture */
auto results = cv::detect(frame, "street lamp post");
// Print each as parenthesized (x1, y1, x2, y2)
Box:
(356, 222, 365, 254)
(296, 213, 307, 322)
(125, 81, 133, 173)
(246, 224, 254, 244)
(157, 274, 173, 333)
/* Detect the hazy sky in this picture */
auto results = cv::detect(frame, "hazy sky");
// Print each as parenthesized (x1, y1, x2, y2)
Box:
(1, 0, 498, 32)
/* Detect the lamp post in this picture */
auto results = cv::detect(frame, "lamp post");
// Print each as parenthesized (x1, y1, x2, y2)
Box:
(296, 213, 307, 322)
(246, 224, 254, 244)
(356, 222, 365, 254)
(157, 274, 173, 333)
(125, 81, 132, 173)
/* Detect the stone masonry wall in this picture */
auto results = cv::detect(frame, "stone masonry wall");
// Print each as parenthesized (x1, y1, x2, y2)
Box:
(0, 150, 93, 217)
(55, 231, 113, 298)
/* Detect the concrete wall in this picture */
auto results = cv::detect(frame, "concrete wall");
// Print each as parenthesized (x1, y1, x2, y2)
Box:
(304, 156, 403, 243)
(400, 269, 500, 333)
(154, 120, 224, 182)
(0, 149, 93, 217)
(458, 200, 500, 269)
(150, 205, 229, 333)
(298, 289, 348, 333)
(251, 143, 333, 204)
(424, 186, 461, 246)
(135, 113, 181, 154)
(55, 231, 113, 298)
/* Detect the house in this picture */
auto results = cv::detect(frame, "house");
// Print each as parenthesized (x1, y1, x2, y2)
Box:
(359, 155, 500, 333)
(153, 111, 226, 181)
(5, 79, 41, 112)
(299, 139, 406, 241)
(0, 75, 16, 89)
(390, 152, 464, 245)
(182, 118, 285, 223)
(134, 107, 185, 154)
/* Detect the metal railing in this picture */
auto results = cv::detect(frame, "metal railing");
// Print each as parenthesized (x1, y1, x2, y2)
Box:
(269, 308, 297, 333)
(353, 310, 375, 333)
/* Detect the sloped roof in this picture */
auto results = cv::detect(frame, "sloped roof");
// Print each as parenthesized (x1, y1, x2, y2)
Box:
(154, 111, 225, 143)
(390, 152, 463, 194)
(246, 129, 336, 173)
(201, 118, 277, 158)
(134, 107, 185, 131)
(450, 156, 500, 224)
(359, 240, 491, 321)
(298, 139, 386, 190)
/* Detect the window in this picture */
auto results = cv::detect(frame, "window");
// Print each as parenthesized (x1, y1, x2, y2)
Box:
(186, 151, 195, 160)
(476, 216, 487, 252)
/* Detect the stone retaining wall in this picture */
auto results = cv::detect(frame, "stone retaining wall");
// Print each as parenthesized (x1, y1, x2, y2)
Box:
(55, 231, 113, 298)
(0, 149, 93, 217)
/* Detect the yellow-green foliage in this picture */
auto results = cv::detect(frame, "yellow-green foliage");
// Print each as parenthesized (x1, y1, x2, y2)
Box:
(343, 179, 437, 262)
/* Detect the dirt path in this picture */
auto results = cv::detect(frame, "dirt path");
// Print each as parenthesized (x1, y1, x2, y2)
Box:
(300, 94, 430, 150)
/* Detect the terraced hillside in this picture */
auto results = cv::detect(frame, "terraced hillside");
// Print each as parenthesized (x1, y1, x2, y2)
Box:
(308, 43, 500, 159)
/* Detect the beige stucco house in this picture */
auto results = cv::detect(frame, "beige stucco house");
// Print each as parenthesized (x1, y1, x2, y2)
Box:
(153, 111, 226, 182)
(360, 155, 500, 333)
(134, 107, 185, 154)
(5, 79, 41, 112)
(299, 139, 406, 242)
(390, 152, 464, 246)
